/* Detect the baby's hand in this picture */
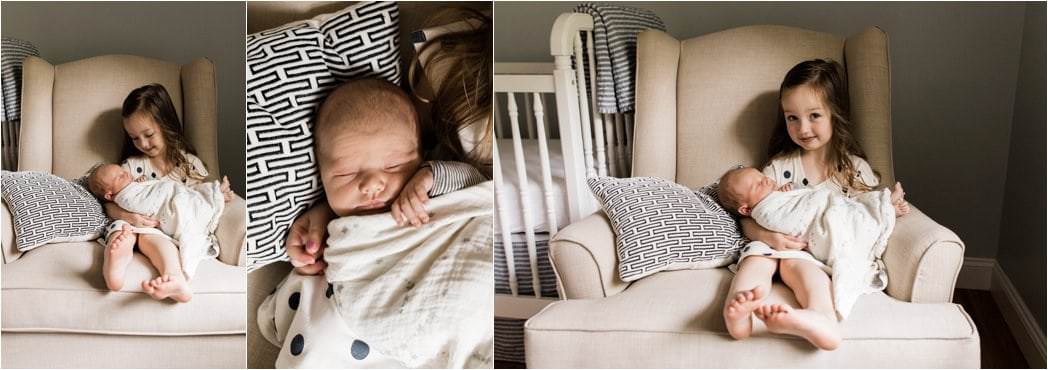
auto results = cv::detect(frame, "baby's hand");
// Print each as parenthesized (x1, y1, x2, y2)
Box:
(220, 176, 235, 202)
(778, 182, 793, 192)
(392, 167, 433, 227)
(134, 175, 146, 183)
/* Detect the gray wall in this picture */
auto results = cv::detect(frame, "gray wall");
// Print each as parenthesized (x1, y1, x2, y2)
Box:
(1, 1, 246, 194)
(997, 2, 1046, 334)
(495, 1, 1030, 260)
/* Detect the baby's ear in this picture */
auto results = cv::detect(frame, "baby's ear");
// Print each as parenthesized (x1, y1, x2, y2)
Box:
(104, 192, 114, 201)
(738, 205, 751, 216)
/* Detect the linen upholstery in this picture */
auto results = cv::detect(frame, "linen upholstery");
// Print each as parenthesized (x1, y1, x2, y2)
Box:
(19, 55, 218, 181)
(4, 54, 243, 368)
(535, 25, 973, 368)
(2, 333, 245, 369)
(526, 269, 979, 368)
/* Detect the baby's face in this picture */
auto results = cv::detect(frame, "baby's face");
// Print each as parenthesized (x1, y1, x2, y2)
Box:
(728, 168, 776, 210)
(318, 123, 421, 217)
(96, 164, 132, 199)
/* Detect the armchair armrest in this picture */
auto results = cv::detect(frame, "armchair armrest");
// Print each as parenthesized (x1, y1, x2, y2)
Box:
(548, 211, 629, 299)
(1, 199, 21, 264)
(216, 194, 247, 266)
(882, 204, 965, 303)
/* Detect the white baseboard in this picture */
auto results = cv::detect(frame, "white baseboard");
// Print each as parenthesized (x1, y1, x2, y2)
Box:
(956, 257, 995, 290)
(989, 263, 1047, 368)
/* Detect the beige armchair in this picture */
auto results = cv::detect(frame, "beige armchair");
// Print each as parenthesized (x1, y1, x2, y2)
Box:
(1, 55, 246, 368)
(525, 26, 980, 368)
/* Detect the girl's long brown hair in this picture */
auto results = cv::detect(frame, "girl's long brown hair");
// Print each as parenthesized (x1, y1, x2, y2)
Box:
(121, 83, 203, 181)
(765, 59, 876, 192)
(408, 7, 492, 175)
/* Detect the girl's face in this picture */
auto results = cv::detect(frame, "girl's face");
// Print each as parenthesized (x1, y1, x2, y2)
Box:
(123, 111, 166, 158)
(781, 85, 833, 153)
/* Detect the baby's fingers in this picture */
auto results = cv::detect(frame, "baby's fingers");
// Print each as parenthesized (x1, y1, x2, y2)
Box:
(409, 193, 429, 224)
(396, 197, 420, 227)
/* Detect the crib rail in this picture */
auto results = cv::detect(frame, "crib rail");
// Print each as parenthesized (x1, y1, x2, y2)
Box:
(493, 12, 634, 320)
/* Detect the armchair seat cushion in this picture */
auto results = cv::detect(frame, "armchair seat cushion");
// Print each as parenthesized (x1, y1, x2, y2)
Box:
(2, 241, 245, 336)
(525, 269, 979, 368)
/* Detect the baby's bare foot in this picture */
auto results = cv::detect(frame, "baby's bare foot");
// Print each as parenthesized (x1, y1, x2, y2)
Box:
(723, 285, 766, 339)
(756, 304, 841, 350)
(890, 182, 910, 217)
(220, 176, 234, 202)
(141, 274, 192, 303)
(103, 225, 135, 291)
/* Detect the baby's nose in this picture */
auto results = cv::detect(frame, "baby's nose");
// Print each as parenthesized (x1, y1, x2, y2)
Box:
(360, 176, 386, 197)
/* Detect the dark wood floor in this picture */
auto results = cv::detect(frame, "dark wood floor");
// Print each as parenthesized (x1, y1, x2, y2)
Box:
(496, 289, 1030, 368)
(953, 288, 1030, 368)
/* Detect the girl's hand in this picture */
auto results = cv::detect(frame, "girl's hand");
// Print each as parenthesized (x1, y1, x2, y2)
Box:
(768, 233, 807, 251)
(285, 202, 336, 275)
(778, 182, 793, 192)
(104, 202, 159, 228)
(740, 217, 807, 251)
(392, 167, 433, 227)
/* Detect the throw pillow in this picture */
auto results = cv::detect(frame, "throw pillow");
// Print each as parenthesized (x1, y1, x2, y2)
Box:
(1, 171, 109, 252)
(245, 1, 401, 270)
(588, 176, 746, 282)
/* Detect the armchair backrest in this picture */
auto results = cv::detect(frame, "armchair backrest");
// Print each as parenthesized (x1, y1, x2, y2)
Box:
(18, 55, 218, 181)
(632, 25, 894, 189)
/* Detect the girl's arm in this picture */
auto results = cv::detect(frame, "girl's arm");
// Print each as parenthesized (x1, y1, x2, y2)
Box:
(740, 217, 807, 251)
(425, 160, 488, 197)
(103, 202, 159, 228)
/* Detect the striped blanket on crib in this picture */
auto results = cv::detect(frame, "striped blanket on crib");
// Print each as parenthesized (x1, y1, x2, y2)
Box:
(574, 3, 665, 114)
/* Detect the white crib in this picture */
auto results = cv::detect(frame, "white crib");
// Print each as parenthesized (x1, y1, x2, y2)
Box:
(493, 12, 635, 322)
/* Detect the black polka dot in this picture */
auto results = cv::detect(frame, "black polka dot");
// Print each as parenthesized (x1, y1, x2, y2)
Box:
(802, 178, 809, 186)
(326, 283, 334, 298)
(763, 253, 772, 256)
(288, 292, 300, 310)
(136, 167, 143, 174)
(351, 339, 369, 360)
(150, 173, 157, 178)
(290, 334, 304, 356)
(784, 171, 791, 179)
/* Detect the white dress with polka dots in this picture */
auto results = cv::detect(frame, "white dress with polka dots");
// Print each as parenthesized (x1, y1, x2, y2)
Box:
(731, 152, 883, 276)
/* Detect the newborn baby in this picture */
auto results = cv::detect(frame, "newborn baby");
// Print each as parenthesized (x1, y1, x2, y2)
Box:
(718, 167, 908, 318)
(88, 163, 233, 300)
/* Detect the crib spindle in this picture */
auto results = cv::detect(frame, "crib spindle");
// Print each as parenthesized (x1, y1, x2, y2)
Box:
(572, 34, 597, 178)
(584, 31, 609, 177)
(602, 113, 618, 177)
(533, 93, 559, 238)
(507, 93, 542, 298)
(492, 138, 519, 297)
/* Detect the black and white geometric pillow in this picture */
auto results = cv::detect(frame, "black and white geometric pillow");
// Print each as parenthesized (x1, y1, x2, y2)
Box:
(588, 176, 746, 282)
(1, 171, 109, 252)
(245, 2, 401, 270)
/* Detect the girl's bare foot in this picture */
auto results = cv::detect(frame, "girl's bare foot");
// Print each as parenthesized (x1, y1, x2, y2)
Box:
(723, 285, 766, 339)
(891, 182, 910, 217)
(103, 225, 135, 291)
(141, 274, 193, 303)
(755, 304, 841, 350)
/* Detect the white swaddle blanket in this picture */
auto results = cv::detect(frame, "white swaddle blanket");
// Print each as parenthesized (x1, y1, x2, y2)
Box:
(113, 180, 224, 278)
(750, 187, 896, 318)
(323, 181, 494, 368)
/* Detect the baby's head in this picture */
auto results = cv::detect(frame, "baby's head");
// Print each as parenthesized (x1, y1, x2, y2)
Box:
(315, 78, 422, 217)
(87, 163, 133, 201)
(717, 167, 776, 217)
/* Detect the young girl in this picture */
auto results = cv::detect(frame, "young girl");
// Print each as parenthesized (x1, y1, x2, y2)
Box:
(722, 59, 908, 350)
(101, 83, 211, 302)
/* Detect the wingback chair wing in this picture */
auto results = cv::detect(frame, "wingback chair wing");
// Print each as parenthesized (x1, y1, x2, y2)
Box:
(1, 55, 245, 368)
(525, 26, 979, 368)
